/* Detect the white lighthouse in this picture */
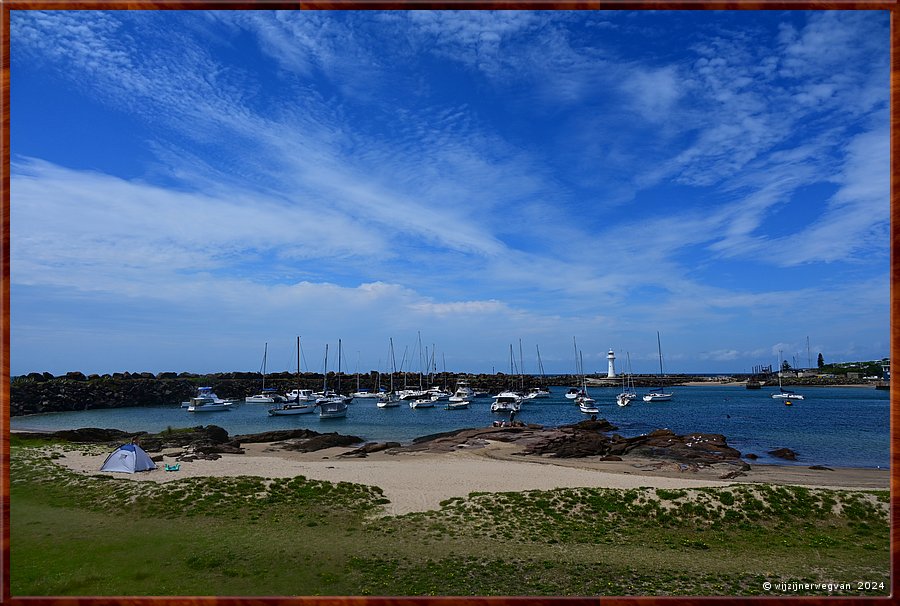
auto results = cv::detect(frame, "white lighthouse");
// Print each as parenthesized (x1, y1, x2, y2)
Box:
(607, 349, 616, 378)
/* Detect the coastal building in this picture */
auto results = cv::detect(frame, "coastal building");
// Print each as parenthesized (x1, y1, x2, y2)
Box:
(607, 349, 616, 378)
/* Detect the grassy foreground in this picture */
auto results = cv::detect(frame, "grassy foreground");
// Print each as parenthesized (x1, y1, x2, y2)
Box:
(10, 439, 890, 597)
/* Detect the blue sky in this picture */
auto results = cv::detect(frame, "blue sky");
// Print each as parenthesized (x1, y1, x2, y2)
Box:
(9, 10, 889, 376)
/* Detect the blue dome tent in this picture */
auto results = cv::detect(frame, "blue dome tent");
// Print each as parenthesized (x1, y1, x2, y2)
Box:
(99, 441, 157, 474)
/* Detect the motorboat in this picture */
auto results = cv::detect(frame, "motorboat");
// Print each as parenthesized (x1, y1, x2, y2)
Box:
(616, 392, 636, 407)
(376, 392, 401, 408)
(187, 398, 232, 412)
(181, 386, 235, 408)
(445, 399, 469, 410)
(490, 391, 521, 413)
(246, 387, 285, 403)
(284, 388, 315, 402)
(409, 396, 437, 409)
(578, 400, 600, 414)
(448, 380, 475, 402)
(318, 400, 348, 419)
(351, 389, 379, 399)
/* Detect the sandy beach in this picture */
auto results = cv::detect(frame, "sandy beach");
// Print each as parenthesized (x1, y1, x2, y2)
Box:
(55, 440, 889, 516)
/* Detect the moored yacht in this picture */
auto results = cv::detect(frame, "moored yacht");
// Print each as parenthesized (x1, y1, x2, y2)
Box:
(490, 391, 522, 413)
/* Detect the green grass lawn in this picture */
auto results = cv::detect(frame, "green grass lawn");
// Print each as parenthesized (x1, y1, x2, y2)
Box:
(10, 440, 890, 597)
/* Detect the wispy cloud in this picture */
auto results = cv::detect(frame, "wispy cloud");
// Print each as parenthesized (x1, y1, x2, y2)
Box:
(10, 10, 889, 373)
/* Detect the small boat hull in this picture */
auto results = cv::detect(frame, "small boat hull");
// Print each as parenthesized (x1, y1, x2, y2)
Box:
(268, 405, 316, 416)
(642, 393, 672, 402)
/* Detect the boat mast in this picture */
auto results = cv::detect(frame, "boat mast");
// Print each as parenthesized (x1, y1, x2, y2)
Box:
(580, 350, 589, 396)
(296, 336, 301, 398)
(337, 338, 342, 395)
(262, 342, 268, 392)
(519, 339, 525, 392)
(657, 332, 664, 377)
(389, 338, 396, 393)
(536, 344, 545, 387)
(323, 344, 329, 393)
(573, 336, 579, 392)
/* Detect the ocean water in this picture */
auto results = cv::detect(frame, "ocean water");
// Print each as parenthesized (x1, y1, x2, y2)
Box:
(10, 385, 889, 469)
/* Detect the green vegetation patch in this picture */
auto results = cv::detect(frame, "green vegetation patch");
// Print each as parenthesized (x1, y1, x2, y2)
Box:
(10, 444, 890, 597)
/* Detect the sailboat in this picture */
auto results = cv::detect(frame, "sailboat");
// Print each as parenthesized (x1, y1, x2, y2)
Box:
(566, 337, 586, 400)
(409, 343, 438, 407)
(643, 332, 673, 402)
(616, 352, 637, 407)
(398, 333, 429, 400)
(377, 338, 401, 408)
(269, 337, 316, 416)
(317, 341, 349, 418)
(351, 352, 378, 398)
(527, 344, 551, 398)
(575, 349, 599, 413)
(246, 343, 284, 403)
(772, 350, 804, 400)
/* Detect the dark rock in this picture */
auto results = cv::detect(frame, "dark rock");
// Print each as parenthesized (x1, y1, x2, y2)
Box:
(599, 455, 622, 461)
(65, 371, 87, 381)
(139, 425, 231, 452)
(341, 442, 402, 457)
(719, 469, 745, 479)
(565, 419, 618, 432)
(745, 453, 758, 460)
(809, 465, 834, 471)
(768, 448, 798, 461)
(278, 433, 363, 452)
(234, 429, 324, 444)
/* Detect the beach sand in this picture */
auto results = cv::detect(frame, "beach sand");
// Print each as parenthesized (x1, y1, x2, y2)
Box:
(55, 441, 889, 516)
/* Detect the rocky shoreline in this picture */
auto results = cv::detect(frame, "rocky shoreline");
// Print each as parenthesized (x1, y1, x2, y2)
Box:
(15, 420, 768, 478)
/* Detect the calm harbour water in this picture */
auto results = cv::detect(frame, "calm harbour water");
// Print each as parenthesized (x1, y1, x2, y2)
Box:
(11, 385, 889, 469)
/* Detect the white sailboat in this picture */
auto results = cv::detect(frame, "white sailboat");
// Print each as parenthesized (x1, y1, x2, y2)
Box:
(566, 337, 586, 400)
(246, 343, 285, 403)
(351, 352, 379, 398)
(617, 352, 637, 407)
(318, 341, 349, 418)
(575, 348, 598, 413)
(377, 338, 401, 408)
(772, 350, 804, 400)
(528, 344, 551, 398)
(643, 332, 673, 402)
(269, 337, 316, 416)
